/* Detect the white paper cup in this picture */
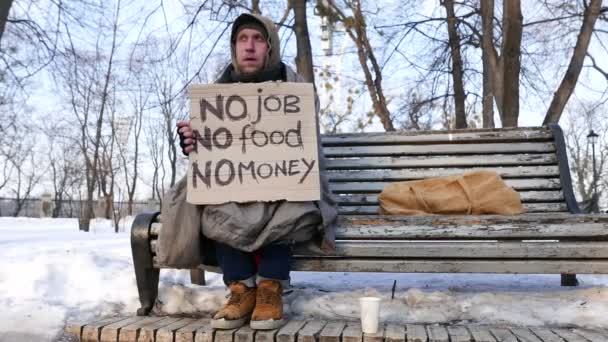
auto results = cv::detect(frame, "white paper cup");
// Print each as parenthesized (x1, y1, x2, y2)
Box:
(359, 297, 381, 334)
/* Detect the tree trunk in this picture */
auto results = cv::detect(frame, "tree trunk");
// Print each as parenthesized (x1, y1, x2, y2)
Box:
(501, 0, 522, 127)
(293, 0, 315, 83)
(543, 0, 603, 125)
(0, 0, 13, 44)
(52, 169, 67, 218)
(12, 170, 22, 217)
(251, 0, 261, 14)
(80, 189, 94, 232)
(127, 110, 142, 215)
(480, 0, 495, 128)
(352, 1, 394, 131)
(443, 0, 467, 129)
(320, 0, 394, 131)
(53, 195, 63, 218)
(108, 194, 114, 219)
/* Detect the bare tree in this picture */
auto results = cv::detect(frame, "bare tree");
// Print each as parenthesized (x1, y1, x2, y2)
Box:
(0, 0, 13, 44)
(53, 0, 123, 231)
(41, 120, 84, 218)
(0, 157, 14, 194)
(98, 105, 119, 220)
(318, 0, 395, 131)
(111, 186, 125, 232)
(1, 0, 96, 87)
(0, 106, 19, 194)
(501, 0, 523, 127)
(142, 36, 189, 189)
(361, 1, 478, 131)
(480, 0, 495, 128)
(118, 56, 149, 215)
(293, 0, 314, 83)
(563, 101, 607, 210)
(49, 150, 83, 218)
(8, 147, 42, 216)
(543, 0, 604, 125)
(442, 0, 467, 128)
(144, 115, 167, 205)
(478, 0, 522, 127)
(317, 64, 360, 132)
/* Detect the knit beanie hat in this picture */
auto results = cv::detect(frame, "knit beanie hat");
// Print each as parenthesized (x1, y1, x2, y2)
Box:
(231, 16, 269, 43)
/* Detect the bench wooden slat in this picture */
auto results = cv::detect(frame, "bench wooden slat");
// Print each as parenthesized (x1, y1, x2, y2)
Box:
(325, 153, 557, 169)
(234, 325, 255, 342)
(99, 316, 145, 342)
(337, 203, 568, 215)
(363, 325, 384, 342)
(214, 328, 238, 342)
(568, 329, 608, 342)
(426, 325, 449, 342)
(466, 326, 497, 342)
(489, 327, 518, 342)
(445, 326, 471, 342)
(154, 214, 608, 259)
(319, 321, 346, 342)
(323, 142, 555, 157)
(194, 322, 215, 342)
(138, 317, 184, 342)
(277, 320, 308, 342)
(175, 319, 210, 342)
(405, 324, 427, 342)
(385, 324, 405, 342)
(157, 318, 197, 342)
(291, 259, 608, 274)
(118, 317, 166, 342)
(326, 165, 559, 182)
(326, 165, 560, 182)
(82, 316, 129, 342)
(298, 320, 327, 342)
(342, 323, 363, 342)
(509, 327, 544, 342)
(293, 241, 608, 259)
(335, 191, 564, 205)
(321, 128, 552, 146)
(551, 328, 591, 342)
(528, 327, 563, 342)
(519, 203, 568, 212)
(253, 328, 277, 342)
(335, 214, 608, 239)
(329, 178, 562, 193)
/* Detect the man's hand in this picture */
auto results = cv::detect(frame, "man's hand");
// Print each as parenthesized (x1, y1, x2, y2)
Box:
(177, 122, 195, 156)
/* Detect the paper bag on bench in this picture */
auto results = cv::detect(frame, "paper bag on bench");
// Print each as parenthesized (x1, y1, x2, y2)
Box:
(378, 170, 524, 215)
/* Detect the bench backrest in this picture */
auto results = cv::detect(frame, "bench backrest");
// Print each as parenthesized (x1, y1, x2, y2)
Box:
(321, 125, 581, 215)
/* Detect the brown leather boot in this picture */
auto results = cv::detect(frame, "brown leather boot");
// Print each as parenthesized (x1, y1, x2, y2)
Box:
(212, 282, 256, 329)
(250, 280, 285, 330)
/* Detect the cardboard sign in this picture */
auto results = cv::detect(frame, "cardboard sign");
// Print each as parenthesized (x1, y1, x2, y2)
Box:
(187, 82, 321, 204)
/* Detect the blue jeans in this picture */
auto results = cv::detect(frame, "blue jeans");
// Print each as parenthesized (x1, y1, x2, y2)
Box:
(215, 241, 292, 286)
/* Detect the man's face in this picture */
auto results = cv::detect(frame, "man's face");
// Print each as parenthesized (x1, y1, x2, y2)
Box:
(235, 28, 269, 75)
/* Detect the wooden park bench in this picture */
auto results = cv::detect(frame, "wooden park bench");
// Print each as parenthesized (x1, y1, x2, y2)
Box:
(131, 124, 608, 316)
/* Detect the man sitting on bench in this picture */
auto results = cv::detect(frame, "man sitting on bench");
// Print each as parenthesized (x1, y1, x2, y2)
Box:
(170, 13, 337, 330)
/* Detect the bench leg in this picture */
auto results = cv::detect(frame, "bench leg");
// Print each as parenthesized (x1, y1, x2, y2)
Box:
(561, 274, 579, 286)
(190, 268, 206, 286)
(131, 212, 161, 316)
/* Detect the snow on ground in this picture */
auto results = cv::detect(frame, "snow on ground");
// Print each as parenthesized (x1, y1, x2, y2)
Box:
(1, 217, 608, 342)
